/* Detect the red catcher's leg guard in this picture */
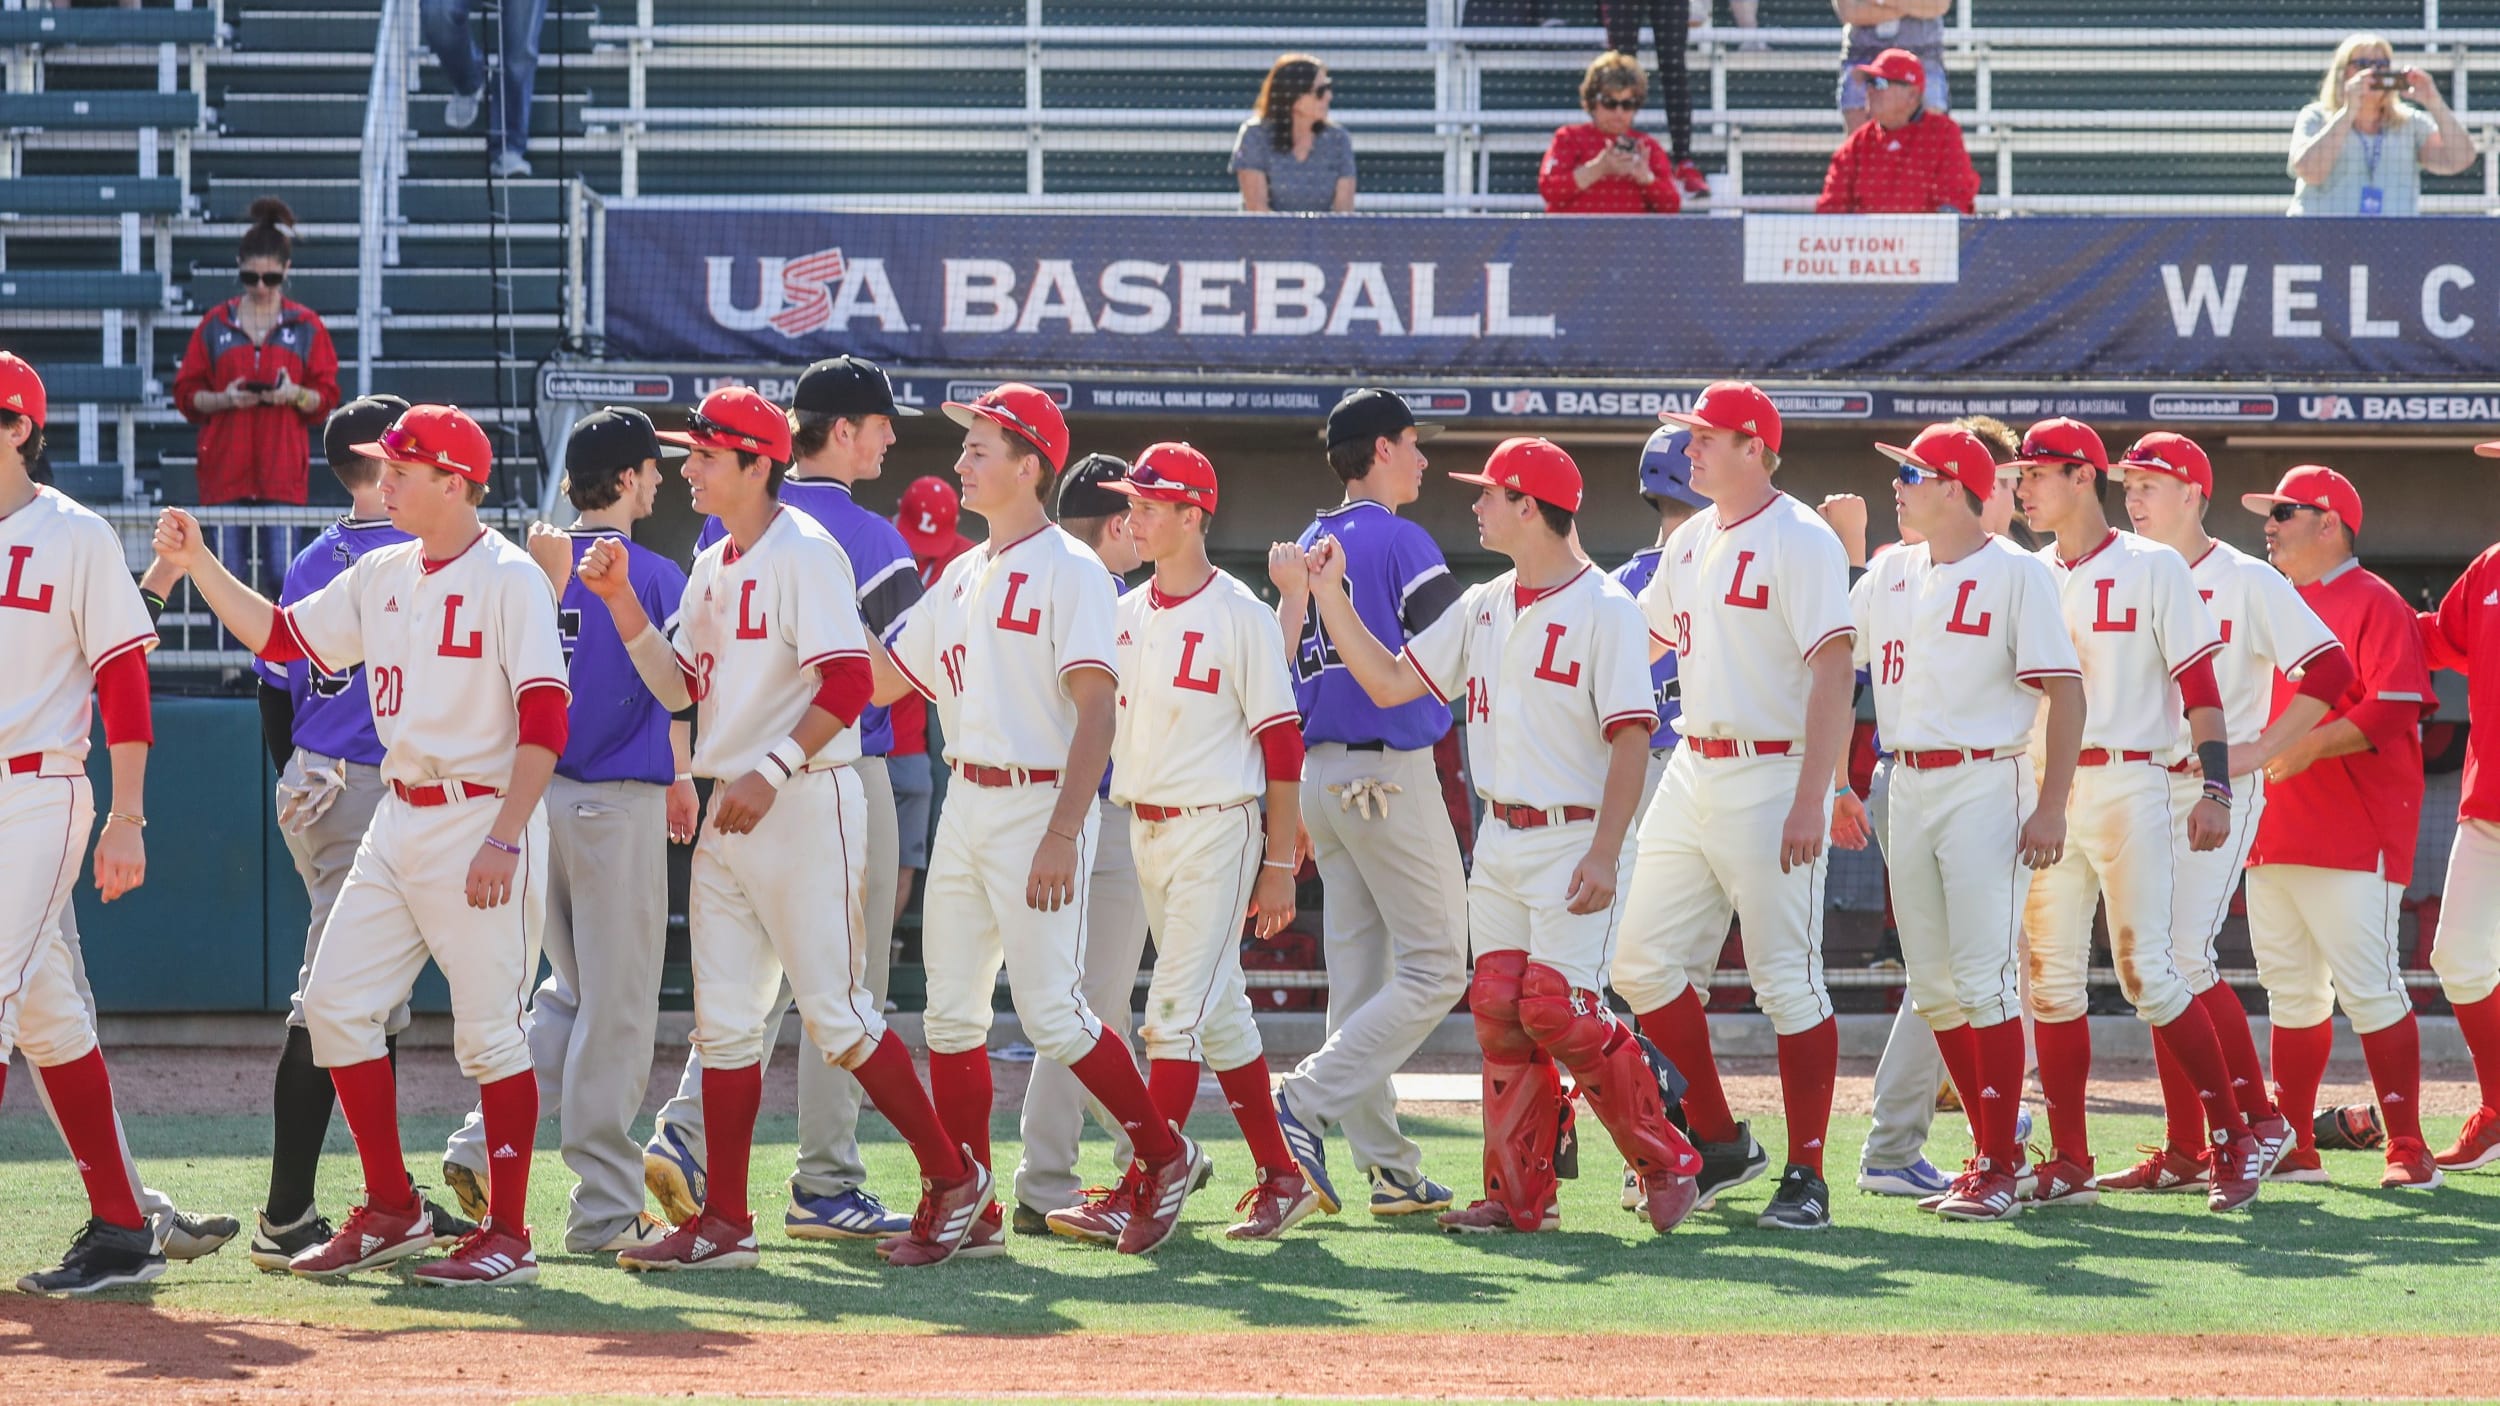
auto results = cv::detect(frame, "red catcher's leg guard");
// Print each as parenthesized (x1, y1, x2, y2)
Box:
(1480, 1056, 1563, 1230)
(1471, 952, 1539, 1064)
(1518, 964, 1701, 1182)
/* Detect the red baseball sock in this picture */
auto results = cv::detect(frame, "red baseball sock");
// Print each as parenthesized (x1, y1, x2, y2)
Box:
(2149, 1034, 2204, 1154)
(1148, 1058, 1201, 1131)
(2359, 1015, 2426, 1145)
(1637, 988, 1736, 1144)
(2151, 1000, 2248, 1140)
(1974, 1018, 2027, 1168)
(698, 1063, 761, 1227)
(475, 1069, 536, 1230)
(1215, 1058, 1298, 1178)
(2193, 983, 2278, 1122)
(32, 1049, 145, 1230)
(327, 1056, 418, 1214)
(1069, 1030, 1181, 1163)
(1775, 1017, 1837, 1175)
(2032, 1016, 2093, 1162)
(1932, 1022, 1983, 1145)
(928, 1049, 994, 1169)
(2270, 1019, 2334, 1153)
(2449, 993, 2500, 1111)
(852, 1031, 969, 1179)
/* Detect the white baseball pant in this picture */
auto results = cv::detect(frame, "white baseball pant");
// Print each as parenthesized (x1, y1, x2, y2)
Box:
(2245, 862, 2410, 1035)
(0, 773, 103, 1069)
(278, 752, 409, 1033)
(1134, 802, 1266, 1071)
(1015, 795, 1150, 1214)
(2166, 770, 2267, 995)
(2024, 762, 2193, 1027)
(919, 779, 1106, 1064)
(1469, 815, 1627, 992)
(2432, 818, 2500, 1007)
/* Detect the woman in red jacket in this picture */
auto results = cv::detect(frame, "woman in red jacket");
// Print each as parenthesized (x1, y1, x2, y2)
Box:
(173, 198, 340, 509)
(1540, 52, 1682, 215)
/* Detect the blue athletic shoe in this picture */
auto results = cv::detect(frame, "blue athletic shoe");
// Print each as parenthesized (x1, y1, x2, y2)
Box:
(785, 1186, 912, 1241)
(2016, 1106, 2035, 1145)
(1368, 1168, 1454, 1217)
(642, 1123, 707, 1225)
(1855, 1158, 1953, 1197)
(1273, 1091, 1340, 1214)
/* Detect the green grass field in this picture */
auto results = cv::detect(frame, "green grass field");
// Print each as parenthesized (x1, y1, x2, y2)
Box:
(5, 1109, 2494, 1337)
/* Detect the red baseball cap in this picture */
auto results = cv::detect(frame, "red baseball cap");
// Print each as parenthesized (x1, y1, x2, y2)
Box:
(1876, 423, 1999, 501)
(1660, 380, 1782, 456)
(896, 475, 960, 554)
(2115, 432, 2213, 496)
(1104, 441, 1218, 514)
(353, 404, 494, 485)
(944, 382, 1069, 472)
(2477, 440, 2500, 459)
(2243, 464, 2363, 532)
(1451, 436, 1583, 513)
(658, 385, 792, 463)
(1852, 47, 1925, 88)
(2008, 417, 2109, 474)
(0, 352, 45, 427)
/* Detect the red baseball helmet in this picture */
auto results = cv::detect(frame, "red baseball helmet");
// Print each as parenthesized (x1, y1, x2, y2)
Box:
(897, 475, 961, 555)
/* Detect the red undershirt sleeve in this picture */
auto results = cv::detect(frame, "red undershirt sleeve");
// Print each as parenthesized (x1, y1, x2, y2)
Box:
(256, 610, 310, 665)
(516, 683, 570, 755)
(2175, 653, 2222, 714)
(812, 655, 873, 727)
(2294, 645, 2356, 707)
(95, 649, 153, 747)
(1258, 717, 1305, 782)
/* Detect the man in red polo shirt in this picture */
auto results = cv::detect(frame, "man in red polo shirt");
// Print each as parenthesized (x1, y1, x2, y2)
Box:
(1814, 48, 1979, 215)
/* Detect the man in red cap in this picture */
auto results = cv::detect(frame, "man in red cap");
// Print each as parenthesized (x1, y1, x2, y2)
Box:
(2239, 465, 2442, 1189)
(1302, 436, 1702, 1236)
(889, 474, 971, 919)
(2419, 439, 2500, 1174)
(1814, 47, 1978, 215)
(1613, 380, 1855, 1231)
(2114, 433, 2350, 1190)
(159, 403, 569, 1284)
(899, 474, 976, 588)
(1853, 425, 2085, 1221)
(873, 383, 1208, 1257)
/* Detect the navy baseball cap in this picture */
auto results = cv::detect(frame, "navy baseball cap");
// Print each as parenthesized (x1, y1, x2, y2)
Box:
(566, 406, 676, 484)
(1323, 387, 1445, 452)
(1638, 426, 1707, 509)
(1056, 452, 1133, 518)
(794, 354, 920, 419)
(323, 394, 410, 470)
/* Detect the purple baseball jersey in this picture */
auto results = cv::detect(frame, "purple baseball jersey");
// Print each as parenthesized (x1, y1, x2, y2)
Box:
(698, 477, 921, 756)
(1102, 567, 1131, 799)
(1609, 546, 1685, 744)
(1293, 500, 1464, 750)
(558, 528, 688, 785)
(256, 515, 410, 765)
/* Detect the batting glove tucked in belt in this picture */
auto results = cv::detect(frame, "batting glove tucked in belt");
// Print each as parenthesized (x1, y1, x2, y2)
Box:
(1327, 777, 1402, 821)
(276, 753, 348, 835)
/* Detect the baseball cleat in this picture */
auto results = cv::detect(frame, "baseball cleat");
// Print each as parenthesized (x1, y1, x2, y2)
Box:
(441, 1160, 491, 1225)
(1118, 1132, 1209, 1256)
(2267, 1145, 2331, 1183)
(1438, 1198, 1558, 1233)
(2207, 1130, 2264, 1213)
(1011, 1202, 1052, 1236)
(2099, 1144, 2207, 1193)
(413, 1220, 538, 1287)
(2249, 1112, 2297, 1178)
(1855, 1158, 1952, 1197)
(1368, 1168, 1454, 1216)
(1635, 1168, 1701, 1234)
(1043, 1184, 1131, 1246)
(17, 1219, 166, 1296)
(642, 1123, 707, 1226)
(2016, 1106, 2035, 1145)
(250, 1208, 334, 1272)
(1692, 1121, 1770, 1210)
(155, 1207, 242, 1261)
(595, 1213, 672, 1254)
(2436, 1105, 2500, 1172)
(2381, 1135, 2445, 1190)
(1619, 1165, 1642, 1212)
(1932, 1162, 2022, 1223)
(882, 1150, 998, 1267)
(618, 1210, 760, 1271)
(785, 1186, 911, 1240)
(423, 1195, 477, 1247)
(1227, 1169, 1322, 1240)
(1756, 1165, 1831, 1231)
(1272, 1092, 1340, 1214)
(288, 1199, 436, 1280)
(2025, 1153, 2100, 1207)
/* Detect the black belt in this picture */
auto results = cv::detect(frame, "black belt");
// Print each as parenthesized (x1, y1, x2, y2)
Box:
(1343, 740, 1386, 753)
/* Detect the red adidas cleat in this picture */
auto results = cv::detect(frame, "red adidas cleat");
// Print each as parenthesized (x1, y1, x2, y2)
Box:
(288, 1199, 434, 1280)
(2435, 1105, 2500, 1172)
(412, 1220, 538, 1287)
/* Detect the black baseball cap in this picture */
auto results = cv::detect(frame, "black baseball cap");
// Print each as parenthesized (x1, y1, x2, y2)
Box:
(565, 407, 673, 484)
(793, 354, 920, 419)
(1056, 452, 1132, 518)
(324, 394, 410, 470)
(1322, 387, 1445, 452)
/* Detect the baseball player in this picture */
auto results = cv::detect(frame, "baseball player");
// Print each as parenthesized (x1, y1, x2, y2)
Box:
(1262, 387, 1469, 1219)
(873, 383, 1207, 1257)
(2420, 437, 2500, 1174)
(1611, 380, 1853, 1231)
(2113, 432, 2348, 1190)
(2005, 417, 2264, 1213)
(641, 358, 928, 1245)
(2238, 465, 2441, 1189)
(1304, 436, 1701, 1235)
(892, 475, 976, 918)
(157, 402, 565, 1285)
(433, 407, 691, 1256)
(1853, 424, 2084, 1221)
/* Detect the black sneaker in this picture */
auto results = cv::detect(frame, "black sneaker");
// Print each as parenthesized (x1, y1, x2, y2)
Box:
(17, 1218, 166, 1295)
(1554, 1098, 1580, 1180)
(250, 1208, 334, 1271)
(423, 1194, 477, 1248)
(1757, 1164, 1832, 1231)
(1693, 1120, 1771, 1210)
(156, 1207, 242, 1261)
(1011, 1202, 1051, 1236)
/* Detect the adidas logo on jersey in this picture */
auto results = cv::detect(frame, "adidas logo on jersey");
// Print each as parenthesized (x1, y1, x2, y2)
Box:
(1477, 610, 1493, 625)
(1891, 580, 1906, 591)
(1680, 550, 1694, 563)
(2485, 589, 2498, 606)
(492, 1142, 519, 1159)
(1117, 631, 1133, 645)
(384, 597, 400, 613)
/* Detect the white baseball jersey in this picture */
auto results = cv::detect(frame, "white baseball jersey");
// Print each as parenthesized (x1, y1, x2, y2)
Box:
(890, 524, 1117, 769)
(285, 527, 567, 791)
(673, 509, 869, 779)
(1852, 536, 2079, 752)
(1404, 565, 1654, 809)
(2037, 529, 2221, 756)
(1638, 492, 1852, 741)
(0, 487, 155, 765)
(1108, 569, 1297, 809)
(2181, 539, 2340, 747)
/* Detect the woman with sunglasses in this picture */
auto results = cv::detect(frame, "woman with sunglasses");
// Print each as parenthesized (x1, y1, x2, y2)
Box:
(1538, 52, 1680, 215)
(1233, 54, 1357, 213)
(173, 198, 340, 530)
(2288, 34, 2474, 217)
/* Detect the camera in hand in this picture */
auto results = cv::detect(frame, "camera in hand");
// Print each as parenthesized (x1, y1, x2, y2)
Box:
(1611, 136, 1638, 154)
(236, 380, 278, 394)
(2371, 69, 2408, 90)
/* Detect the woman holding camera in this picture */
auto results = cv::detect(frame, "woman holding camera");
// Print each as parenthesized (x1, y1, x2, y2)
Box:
(2287, 34, 2475, 217)
(1233, 54, 1357, 213)
(173, 197, 339, 510)
(1539, 52, 1681, 214)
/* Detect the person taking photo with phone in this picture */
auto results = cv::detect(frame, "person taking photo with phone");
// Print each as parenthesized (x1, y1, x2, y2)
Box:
(2288, 34, 2475, 217)
(1541, 52, 1682, 215)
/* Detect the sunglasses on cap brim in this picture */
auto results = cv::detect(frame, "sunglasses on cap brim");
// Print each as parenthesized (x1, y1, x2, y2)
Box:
(685, 410, 771, 450)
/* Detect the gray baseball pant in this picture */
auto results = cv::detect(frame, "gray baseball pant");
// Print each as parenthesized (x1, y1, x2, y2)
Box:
(1013, 796, 1151, 1213)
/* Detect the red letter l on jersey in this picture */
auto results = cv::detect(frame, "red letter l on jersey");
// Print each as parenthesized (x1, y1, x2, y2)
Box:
(1722, 551, 1770, 610)
(736, 579, 768, 640)
(0, 546, 54, 614)
(437, 594, 484, 657)
(996, 572, 1042, 636)
(1945, 578, 1994, 637)
(2091, 578, 2138, 633)
(1532, 622, 1581, 685)
(1173, 630, 1222, 694)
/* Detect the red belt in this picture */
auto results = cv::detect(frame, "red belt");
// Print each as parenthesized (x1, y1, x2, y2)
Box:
(1489, 802, 1597, 829)
(2075, 749, 2153, 767)
(1689, 738, 1793, 759)
(1898, 747, 2019, 771)
(1132, 800, 1248, 823)
(5, 754, 40, 776)
(953, 762, 1061, 788)
(392, 779, 503, 807)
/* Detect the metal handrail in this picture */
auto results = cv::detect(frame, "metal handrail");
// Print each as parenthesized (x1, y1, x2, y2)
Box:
(352, 0, 415, 397)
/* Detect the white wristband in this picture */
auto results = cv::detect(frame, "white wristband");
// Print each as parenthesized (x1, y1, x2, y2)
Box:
(760, 738, 807, 789)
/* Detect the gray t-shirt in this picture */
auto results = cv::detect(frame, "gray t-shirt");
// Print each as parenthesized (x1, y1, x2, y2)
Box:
(2288, 103, 2436, 216)
(1842, 15, 1945, 62)
(1231, 120, 1356, 212)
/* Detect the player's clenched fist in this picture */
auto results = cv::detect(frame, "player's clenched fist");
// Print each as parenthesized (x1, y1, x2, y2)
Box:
(1267, 541, 1310, 598)
(709, 770, 778, 835)
(526, 521, 574, 592)
(1303, 535, 1346, 590)
(93, 815, 145, 903)
(575, 537, 633, 601)
(151, 506, 208, 570)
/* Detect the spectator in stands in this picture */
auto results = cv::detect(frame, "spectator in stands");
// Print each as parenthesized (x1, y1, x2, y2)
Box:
(1233, 55, 1358, 213)
(1813, 48, 1976, 214)
(1539, 52, 1681, 215)
(424, 0, 547, 179)
(1598, 0, 1712, 200)
(2287, 34, 2476, 217)
(1835, 0, 1949, 132)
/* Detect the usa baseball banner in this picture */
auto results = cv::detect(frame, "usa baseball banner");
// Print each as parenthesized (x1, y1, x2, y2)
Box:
(599, 208, 2500, 382)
